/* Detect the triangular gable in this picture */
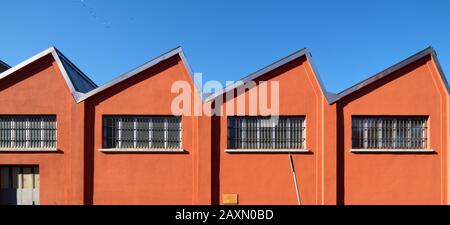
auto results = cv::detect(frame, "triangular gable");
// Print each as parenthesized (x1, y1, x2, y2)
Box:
(330, 46, 449, 104)
(0, 47, 98, 102)
(55, 49, 97, 94)
(2, 45, 446, 106)
(204, 48, 333, 104)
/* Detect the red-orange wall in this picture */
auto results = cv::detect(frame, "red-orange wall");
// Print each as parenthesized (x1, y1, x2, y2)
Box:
(84, 55, 211, 204)
(0, 54, 85, 204)
(212, 56, 336, 205)
(336, 56, 449, 204)
(0, 49, 448, 205)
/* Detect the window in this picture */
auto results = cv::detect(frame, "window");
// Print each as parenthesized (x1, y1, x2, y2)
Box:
(0, 116, 57, 149)
(352, 117, 427, 149)
(103, 116, 182, 149)
(227, 117, 306, 150)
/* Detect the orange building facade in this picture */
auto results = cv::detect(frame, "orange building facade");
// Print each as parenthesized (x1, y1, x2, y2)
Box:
(0, 46, 448, 205)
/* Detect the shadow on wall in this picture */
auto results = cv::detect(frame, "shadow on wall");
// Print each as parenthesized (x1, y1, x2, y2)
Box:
(336, 101, 345, 205)
(84, 102, 95, 205)
(211, 113, 221, 205)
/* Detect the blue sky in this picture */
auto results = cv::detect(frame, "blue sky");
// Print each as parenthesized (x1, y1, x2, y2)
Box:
(1, 0, 449, 93)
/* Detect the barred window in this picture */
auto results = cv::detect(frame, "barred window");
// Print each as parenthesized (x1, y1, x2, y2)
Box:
(228, 117, 306, 150)
(103, 116, 182, 149)
(352, 117, 427, 149)
(0, 116, 57, 149)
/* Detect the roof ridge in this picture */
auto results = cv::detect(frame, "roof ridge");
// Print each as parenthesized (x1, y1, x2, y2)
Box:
(77, 46, 199, 103)
(1, 45, 446, 105)
(0, 47, 92, 101)
(337, 46, 433, 96)
(0, 60, 10, 68)
(203, 48, 332, 104)
(53, 48, 98, 88)
(104, 46, 182, 85)
(330, 46, 448, 104)
(238, 48, 308, 82)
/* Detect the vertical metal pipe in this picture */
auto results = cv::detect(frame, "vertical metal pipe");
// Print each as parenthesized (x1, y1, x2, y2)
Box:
(289, 153, 301, 205)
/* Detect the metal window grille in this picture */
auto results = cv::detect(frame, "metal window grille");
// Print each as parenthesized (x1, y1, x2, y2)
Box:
(228, 117, 306, 149)
(0, 116, 57, 149)
(103, 116, 182, 149)
(352, 117, 427, 149)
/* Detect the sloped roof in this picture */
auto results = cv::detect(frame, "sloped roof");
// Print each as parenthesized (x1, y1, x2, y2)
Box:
(77, 46, 201, 103)
(0, 46, 199, 104)
(0, 60, 10, 73)
(0, 47, 97, 101)
(54, 48, 98, 94)
(330, 46, 449, 104)
(1, 45, 447, 105)
(204, 48, 334, 103)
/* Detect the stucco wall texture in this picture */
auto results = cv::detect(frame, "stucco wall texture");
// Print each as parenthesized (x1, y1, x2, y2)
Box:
(0, 47, 448, 205)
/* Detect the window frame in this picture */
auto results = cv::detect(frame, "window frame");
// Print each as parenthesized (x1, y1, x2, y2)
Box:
(100, 115, 183, 153)
(0, 115, 57, 152)
(226, 116, 309, 153)
(350, 116, 433, 153)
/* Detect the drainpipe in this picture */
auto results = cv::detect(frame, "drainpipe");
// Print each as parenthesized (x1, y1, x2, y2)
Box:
(289, 153, 301, 205)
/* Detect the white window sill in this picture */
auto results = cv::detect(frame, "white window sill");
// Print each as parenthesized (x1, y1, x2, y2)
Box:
(225, 149, 310, 153)
(350, 149, 435, 153)
(0, 148, 58, 152)
(99, 148, 185, 153)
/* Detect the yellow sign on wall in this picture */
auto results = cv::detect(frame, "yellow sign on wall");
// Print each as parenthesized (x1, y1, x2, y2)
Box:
(223, 194, 238, 204)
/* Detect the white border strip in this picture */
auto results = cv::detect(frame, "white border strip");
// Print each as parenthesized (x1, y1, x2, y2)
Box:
(225, 149, 310, 153)
(350, 149, 435, 153)
(0, 48, 54, 80)
(0, 148, 58, 152)
(99, 148, 185, 153)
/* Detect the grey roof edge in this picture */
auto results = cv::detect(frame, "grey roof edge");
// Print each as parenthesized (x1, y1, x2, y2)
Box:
(0, 60, 10, 74)
(178, 49, 204, 101)
(0, 47, 84, 102)
(2, 45, 446, 106)
(330, 46, 449, 104)
(77, 46, 203, 103)
(53, 48, 98, 90)
(204, 48, 334, 104)
(430, 48, 450, 96)
(0, 60, 10, 69)
(305, 50, 336, 104)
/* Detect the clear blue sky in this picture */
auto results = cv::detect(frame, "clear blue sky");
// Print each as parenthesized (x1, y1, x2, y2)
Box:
(1, 0, 449, 93)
